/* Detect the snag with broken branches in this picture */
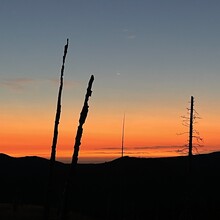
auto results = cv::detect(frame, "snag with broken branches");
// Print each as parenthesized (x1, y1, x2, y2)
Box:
(59, 74, 94, 220)
(177, 96, 204, 156)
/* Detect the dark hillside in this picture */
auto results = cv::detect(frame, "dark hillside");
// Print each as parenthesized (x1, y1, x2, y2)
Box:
(0, 154, 67, 206)
(0, 152, 220, 220)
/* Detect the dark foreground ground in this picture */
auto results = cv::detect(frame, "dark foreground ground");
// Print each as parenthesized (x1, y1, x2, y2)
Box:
(0, 152, 220, 220)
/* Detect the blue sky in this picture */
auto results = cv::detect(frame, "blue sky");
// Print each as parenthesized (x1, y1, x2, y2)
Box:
(1, 0, 220, 162)
(1, 0, 220, 89)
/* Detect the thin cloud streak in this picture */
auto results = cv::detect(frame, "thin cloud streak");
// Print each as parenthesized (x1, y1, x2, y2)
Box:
(99, 145, 181, 151)
(122, 28, 136, 39)
(46, 77, 80, 89)
(127, 35, 136, 39)
(132, 145, 181, 150)
(0, 77, 35, 90)
(0, 77, 80, 91)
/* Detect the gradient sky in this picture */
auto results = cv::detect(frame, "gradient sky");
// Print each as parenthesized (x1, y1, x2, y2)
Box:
(1, 0, 220, 163)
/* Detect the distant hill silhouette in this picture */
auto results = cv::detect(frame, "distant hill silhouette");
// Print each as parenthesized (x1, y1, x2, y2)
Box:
(0, 152, 220, 220)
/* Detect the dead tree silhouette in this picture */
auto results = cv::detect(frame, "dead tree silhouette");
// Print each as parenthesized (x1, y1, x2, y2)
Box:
(177, 96, 203, 220)
(44, 39, 69, 220)
(177, 95, 204, 183)
(177, 96, 203, 158)
(59, 75, 94, 220)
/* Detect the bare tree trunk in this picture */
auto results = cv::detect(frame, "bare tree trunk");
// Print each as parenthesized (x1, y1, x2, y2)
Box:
(44, 39, 69, 220)
(59, 75, 94, 220)
(186, 96, 194, 219)
(188, 95, 194, 179)
(188, 96, 194, 158)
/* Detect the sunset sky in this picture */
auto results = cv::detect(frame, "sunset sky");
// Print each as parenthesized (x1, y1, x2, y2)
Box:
(1, 0, 220, 163)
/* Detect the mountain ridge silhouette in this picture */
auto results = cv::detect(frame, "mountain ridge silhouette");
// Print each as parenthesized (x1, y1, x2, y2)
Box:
(1, 152, 220, 219)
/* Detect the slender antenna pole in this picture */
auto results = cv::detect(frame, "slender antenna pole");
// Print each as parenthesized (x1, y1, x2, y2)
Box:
(121, 113, 125, 157)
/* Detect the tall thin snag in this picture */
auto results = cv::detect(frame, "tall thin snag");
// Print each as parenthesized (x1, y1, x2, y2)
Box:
(59, 75, 94, 220)
(44, 39, 69, 220)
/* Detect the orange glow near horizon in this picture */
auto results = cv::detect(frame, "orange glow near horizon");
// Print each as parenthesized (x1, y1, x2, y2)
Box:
(1, 98, 220, 163)
(1, 112, 220, 163)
